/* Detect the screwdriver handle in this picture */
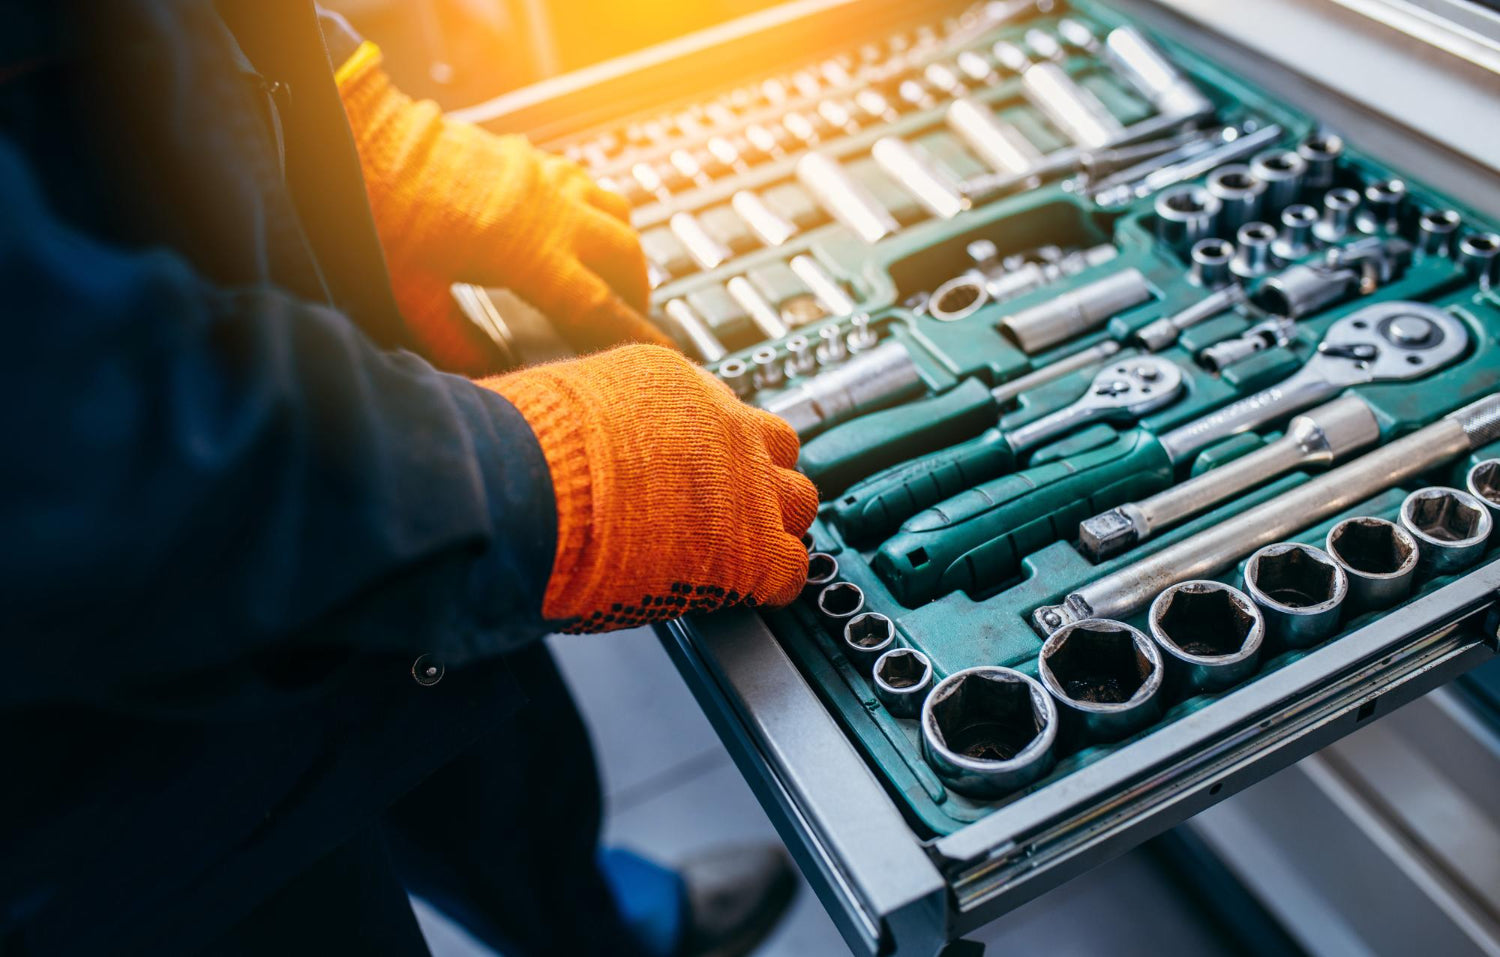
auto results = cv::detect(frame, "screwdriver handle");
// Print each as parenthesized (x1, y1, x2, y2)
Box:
(799, 377, 999, 496)
(831, 428, 1018, 547)
(873, 431, 1173, 606)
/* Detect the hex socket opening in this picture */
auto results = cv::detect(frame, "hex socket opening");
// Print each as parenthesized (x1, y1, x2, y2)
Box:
(1461, 233, 1500, 254)
(1327, 518, 1416, 576)
(818, 582, 864, 618)
(1468, 460, 1500, 509)
(875, 648, 931, 690)
(926, 670, 1047, 763)
(930, 276, 987, 321)
(1161, 188, 1211, 215)
(1324, 188, 1359, 210)
(806, 552, 838, 586)
(1247, 545, 1343, 609)
(1421, 209, 1461, 231)
(1041, 621, 1156, 705)
(1256, 152, 1299, 174)
(1238, 222, 1275, 244)
(1366, 178, 1407, 202)
(1193, 239, 1234, 262)
(1212, 169, 1256, 192)
(1404, 490, 1487, 543)
(1153, 583, 1259, 658)
(845, 612, 893, 649)
(1301, 133, 1343, 157)
(1283, 204, 1317, 225)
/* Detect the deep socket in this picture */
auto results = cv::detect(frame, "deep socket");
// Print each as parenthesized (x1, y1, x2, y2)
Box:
(1231, 221, 1277, 278)
(1466, 460, 1500, 522)
(760, 340, 921, 436)
(1417, 209, 1461, 257)
(1038, 619, 1164, 741)
(1243, 542, 1348, 648)
(1155, 185, 1222, 254)
(1249, 149, 1307, 213)
(921, 666, 1058, 797)
(1358, 178, 1407, 236)
(1189, 238, 1236, 288)
(817, 581, 865, 624)
(1458, 232, 1500, 289)
(726, 276, 790, 340)
(1325, 517, 1419, 612)
(1399, 486, 1493, 576)
(1297, 132, 1345, 189)
(842, 612, 896, 670)
(1313, 187, 1361, 244)
(795, 152, 900, 244)
(872, 649, 934, 718)
(1147, 581, 1264, 693)
(789, 255, 857, 317)
(999, 268, 1153, 353)
(1271, 204, 1318, 260)
(1206, 164, 1266, 234)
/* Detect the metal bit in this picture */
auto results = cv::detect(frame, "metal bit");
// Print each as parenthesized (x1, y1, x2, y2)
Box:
(842, 612, 895, 670)
(1458, 232, 1500, 289)
(750, 345, 785, 390)
(788, 255, 856, 316)
(795, 152, 900, 244)
(1271, 204, 1318, 260)
(1155, 185, 1221, 254)
(1399, 486, 1493, 576)
(730, 190, 798, 247)
(1325, 516, 1419, 611)
(993, 40, 1125, 149)
(1080, 395, 1382, 561)
(1298, 132, 1345, 189)
(1313, 187, 1361, 244)
(1098, 25, 1216, 120)
(669, 212, 732, 270)
(872, 649, 933, 718)
(1148, 581, 1264, 693)
(725, 277, 790, 340)
(814, 322, 849, 366)
(1189, 238, 1236, 288)
(1198, 316, 1296, 372)
(782, 334, 817, 378)
(871, 137, 969, 219)
(1249, 149, 1307, 213)
(1417, 209, 1462, 257)
(716, 358, 755, 398)
(1035, 392, 1500, 635)
(1358, 178, 1408, 236)
(1133, 283, 1246, 352)
(1004, 356, 1185, 455)
(1232, 221, 1277, 278)
(816, 581, 865, 625)
(946, 97, 1045, 176)
(661, 299, 726, 361)
(1206, 164, 1266, 235)
(845, 313, 879, 353)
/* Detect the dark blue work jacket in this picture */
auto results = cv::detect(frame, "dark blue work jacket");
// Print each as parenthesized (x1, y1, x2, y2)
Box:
(0, 1, 558, 952)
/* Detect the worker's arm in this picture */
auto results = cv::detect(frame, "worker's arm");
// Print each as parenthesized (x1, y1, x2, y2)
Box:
(334, 41, 673, 372)
(0, 134, 556, 706)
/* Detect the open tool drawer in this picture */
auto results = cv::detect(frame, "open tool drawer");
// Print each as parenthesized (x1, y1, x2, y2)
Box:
(461, 1, 1500, 952)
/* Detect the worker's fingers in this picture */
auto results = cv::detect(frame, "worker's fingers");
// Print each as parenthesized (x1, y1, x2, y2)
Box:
(573, 205, 652, 312)
(586, 181, 634, 224)
(774, 467, 819, 538)
(558, 291, 676, 354)
(758, 532, 812, 608)
(747, 406, 802, 471)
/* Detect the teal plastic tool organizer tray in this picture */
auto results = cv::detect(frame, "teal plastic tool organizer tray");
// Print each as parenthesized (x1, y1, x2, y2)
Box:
(693, 1, 1500, 836)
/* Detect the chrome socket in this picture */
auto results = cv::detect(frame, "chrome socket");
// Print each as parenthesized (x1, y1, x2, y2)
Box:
(1465, 459, 1500, 522)
(717, 358, 755, 398)
(842, 611, 896, 670)
(805, 552, 839, 591)
(1417, 209, 1462, 257)
(1231, 221, 1277, 278)
(1249, 148, 1308, 213)
(1038, 619, 1164, 741)
(1325, 517, 1419, 612)
(782, 334, 817, 379)
(928, 274, 989, 322)
(999, 268, 1152, 354)
(1205, 164, 1266, 235)
(816, 581, 865, 625)
(873, 648, 933, 718)
(1297, 132, 1345, 189)
(1154, 185, 1222, 255)
(1357, 178, 1407, 236)
(1458, 232, 1500, 290)
(814, 323, 849, 366)
(1243, 543, 1348, 648)
(1312, 187, 1361, 244)
(921, 666, 1058, 798)
(846, 313, 879, 354)
(1399, 486, 1493, 577)
(1271, 204, 1318, 260)
(1147, 581, 1264, 694)
(750, 346, 785, 390)
(1189, 238, 1236, 288)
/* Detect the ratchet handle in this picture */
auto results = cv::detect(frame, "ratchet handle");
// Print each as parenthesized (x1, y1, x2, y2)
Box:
(830, 428, 1017, 547)
(800, 377, 998, 496)
(1158, 364, 1335, 463)
(874, 431, 1173, 606)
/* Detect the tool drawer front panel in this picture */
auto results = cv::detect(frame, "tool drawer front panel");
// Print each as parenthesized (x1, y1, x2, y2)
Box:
(471, 0, 1500, 952)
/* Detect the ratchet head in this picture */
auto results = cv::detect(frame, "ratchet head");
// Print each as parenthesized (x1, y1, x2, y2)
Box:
(1080, 355, 1186, 420)
(1308, 300, 1468, 387)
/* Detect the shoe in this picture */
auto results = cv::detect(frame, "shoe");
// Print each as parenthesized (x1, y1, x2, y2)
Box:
(674, 843, 799, 957)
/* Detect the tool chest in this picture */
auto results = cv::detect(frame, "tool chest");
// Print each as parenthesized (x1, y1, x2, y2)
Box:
(460, 1, 1500, 952)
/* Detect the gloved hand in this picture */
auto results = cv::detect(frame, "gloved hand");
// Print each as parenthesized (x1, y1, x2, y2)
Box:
(484, 346, 818, 633)
(336, 42, 673, 373)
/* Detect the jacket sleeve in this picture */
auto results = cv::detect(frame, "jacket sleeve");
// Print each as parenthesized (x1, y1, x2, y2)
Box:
(0, 134, 558, 708)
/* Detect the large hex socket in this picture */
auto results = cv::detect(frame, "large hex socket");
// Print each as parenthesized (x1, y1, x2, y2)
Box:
(873, 648, 934, 718)
(1243, 543, 1348, 648)
(1148, 581, 1264, 693)
(1205, 164, 1265, 235)
(1038, 619, 1164, 741)
(816, 581, 865, 625)
(998, 268, 1152, 354)
(1155, 185, 1222, 255)
(1325, 517, 1419, 612)
(921, 666, 1058, 798)
(804, 552, 839, 594)
(1399, 486, 1493, 576)
(1465, 459, 1500, 522)
(842, 611, 895, 670)
(1249, 148, 1308, 213)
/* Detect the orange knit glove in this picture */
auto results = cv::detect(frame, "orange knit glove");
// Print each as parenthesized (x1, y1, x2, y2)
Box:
(485, 346, 818, 633)
(336, 42, 673, 373)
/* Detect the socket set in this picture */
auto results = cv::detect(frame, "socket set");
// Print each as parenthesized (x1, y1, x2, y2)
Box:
(539, 0, 1500, 837)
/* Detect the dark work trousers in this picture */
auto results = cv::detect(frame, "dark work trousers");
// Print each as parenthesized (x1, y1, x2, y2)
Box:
(207, 644, 651, 957)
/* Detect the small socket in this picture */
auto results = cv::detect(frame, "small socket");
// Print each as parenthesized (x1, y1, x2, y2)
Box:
(1038, 619, 1164, 741)
(921, 666, 1058, 797)
(815, 323, 849, 366)
(928, 274, 989, 322)
(1155, 185, 1222, 255)
(873, 648, 933, 718)
(846, 313, 879, 353)
(1417, 209, 1462, 257)
(1271, 204, 1318, 260)
(817, 581, 865, 623)
(1249, 148, 1308, 213)
(1297, 132, 1344, 189)
(1325, 516, 1419, 612)
(717, 358, 755, 398)
(1465, 459, 1500, 522)
(1458, 232, 1500, 290)
(751, 346, 785, 390)
(1399, 486, 1493, 577)
(1313, 187, 1361, 244)
(1243, 543, 1348, 648)
(842, 611, 896, 670)
(1148, 580, 1264, 693)
(1189, 238, 1236, 288)
(783, 334, 817, 378)
(1357, 178, 1407, 236)
(1231, 221, 1277, 278)
(1205, 164, 1265, 235)
(805, 552, 839, 590)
